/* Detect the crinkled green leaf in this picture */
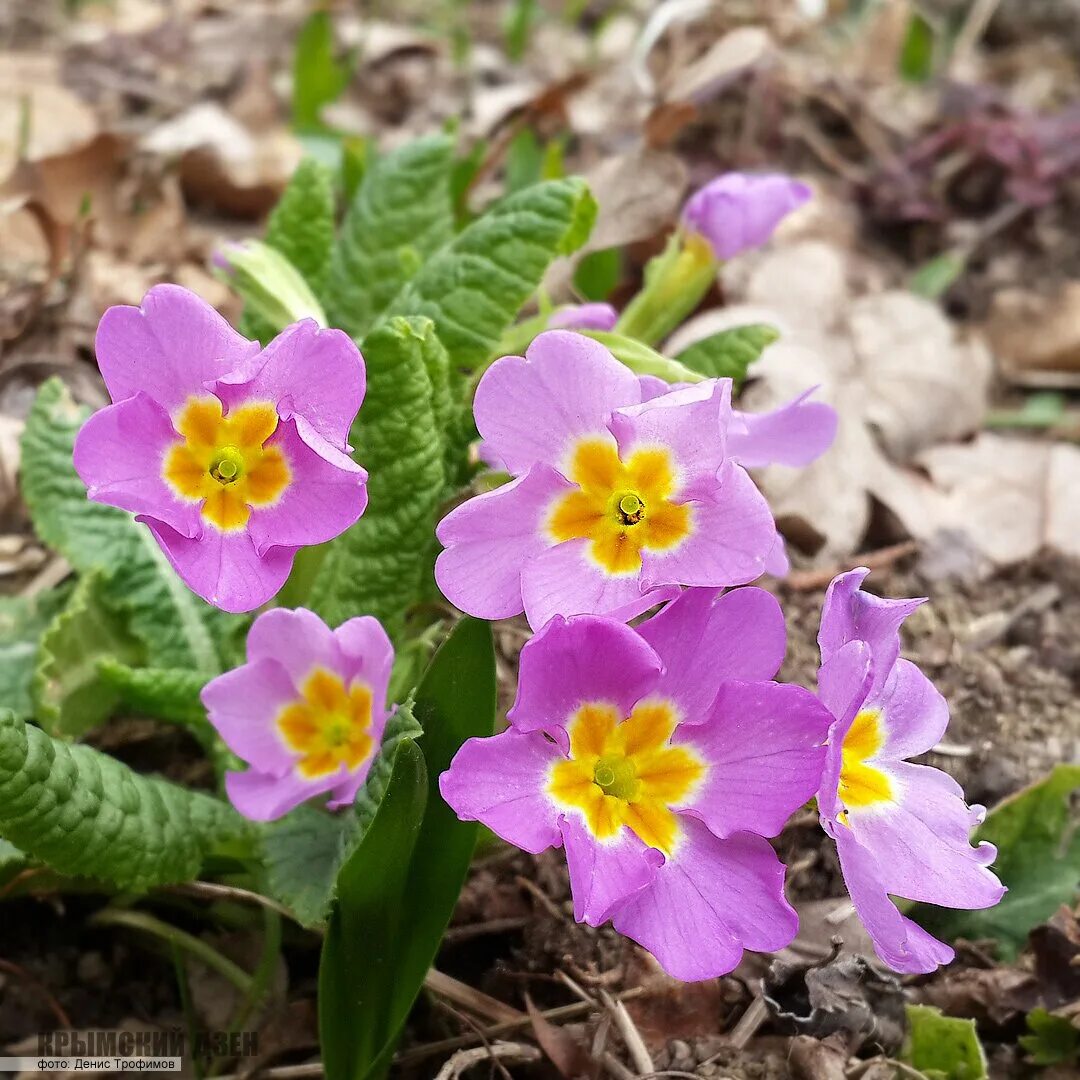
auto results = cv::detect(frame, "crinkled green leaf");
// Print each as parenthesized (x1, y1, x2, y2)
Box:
(319, 740, 427, 1080)
(305, 318, 445, 637)
(239, 158, 336, 343)
(21, 378, 232, 674)
(33, 570, 142, 739)
(913, 764, 1080, 958)
(0, 709, 250, 890)
(97, 660, 237, 776)
(0, 587, 70, 720)
(324, 135, 455, 340)
(675, 324, 779, 385)
(383, 176, 597, 374)
(1020, 1008, 1080, 1066)
(258, 702, 422, 928)
(903, 1004, 987, 1080)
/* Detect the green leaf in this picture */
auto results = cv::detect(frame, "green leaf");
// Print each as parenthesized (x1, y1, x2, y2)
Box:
(96, 660, 238, 777)
(675, 324, 779, 384)
(584, 330, 706, 384)
(909, 250, 966, 299)
(1019, 1008, 1080, 1066)
(324, 135, 455, 340)
(319, 740, 427, 1080)
(33, 570, 142, 739)
(0, 587, 70, 720)
(0, 709, 250, 889)
(238, 158, 336, 343)
(574, 246, 622, 300)
(259, 703, 423, 928)
(21, 378, 231, 674)
(913, 765, 1080, 958)
(505, 128, 544, 194)
(986, 392, 1066, 430)
(292, 11, 352, 133)
(899, 11, 936, 83)
(305, 318, 446, 637)
(384, 176, 597, 374)
(903, 1005, 987, 1080)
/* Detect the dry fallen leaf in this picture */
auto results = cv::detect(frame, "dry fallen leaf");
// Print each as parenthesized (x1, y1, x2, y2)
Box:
(986, 282, 1080, 384)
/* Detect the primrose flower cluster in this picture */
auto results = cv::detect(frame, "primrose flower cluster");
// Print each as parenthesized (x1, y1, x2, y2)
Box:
(72, 171, 1002, 983)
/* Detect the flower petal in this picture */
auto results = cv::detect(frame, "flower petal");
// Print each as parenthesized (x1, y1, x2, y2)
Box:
(547, 303, 618, 332)
(73, 392, 201, 537)
(473, 331, 641, 476)
(439, 728, 564, 854)
(435, 464, 573, 620)
(95, 285, 259, 411)
(833, 826, 955, 974)
(613, 821, 797, 981)
(815, 640, 873, 821)
(225, 765, 343, 822)
(676, 681, 831, 838)
(846, 762, 1003, 910)
(141, 517, 295, 613)
(246, 419, 367, 554)
(637, 587, 787, 722)
(559, 813, 663, 927)
(728, 389, 837, 468)
(246, 607, 346, 689)
(875, 658, 950, 760)
(200, 657, 298, 774)
(334, 615, 395, 725)
(610, 379, 730, 493)
(217, 320, 364, 453)
(640, 461, 776, 589)
(509, 614, 663, 745)
(818, 569, 924, 698)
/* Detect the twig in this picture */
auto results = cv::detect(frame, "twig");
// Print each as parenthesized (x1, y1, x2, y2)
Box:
(786, 542, 917, 592)
(725, 996, 769, 1050)
(434, 1042, 541, 1079)
(425, 968, 524, 1025)
(949, 0, 1003, 74)
(0, 957, 72, 1027)
(442, 916, 529, 943)
(164, 880, 297, 921)
(600, 990, 654, 1075)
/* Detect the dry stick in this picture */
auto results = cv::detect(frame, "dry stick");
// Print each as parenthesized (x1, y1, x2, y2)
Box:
(786, 542, 917, 592)
(425, 968, 524, 1025)
(949, 0, 1004, 73)
(724, 996, 769, 1050)
(600, 989, 655, 1075)
(434, 1043, 541, 1080)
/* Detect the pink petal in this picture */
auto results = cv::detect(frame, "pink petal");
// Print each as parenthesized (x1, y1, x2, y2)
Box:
(833, 826, 955, 974)
(728, 389, 837, 468)
(246, 419, 367, 554)
(439, 728, 564, 854)
(547, 303, 618, 332)
(226, 766, 344, 822)
(200, 657, 298, 774)
(435, 464, 573, 620)
(818, 569, 924, 698)
(216, 320, 364, 453)
(610, 379, 731, 493)
(521, 539, 679, 631)
(815, 640, 873, 821)
(334, 616, 395, 725)
(510, 613, 663, 744)
(560, 814, 663, 927)
(613, 822, 797, 981)
(640, 461, 775, 589)
(675, 681, 830, 837)
(95, 284, 258, 412)
(845, 762, 1003, 910)
(875, 658, 950, 760)
(72, 392, 201, 538)
(246, 607, 346, 689)
(473, 331, 641, 476)
(637, 587, 787, 722)
(143, 516, 294, 613)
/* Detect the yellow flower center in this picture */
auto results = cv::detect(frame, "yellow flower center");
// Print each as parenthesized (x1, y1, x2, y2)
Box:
(836, 708, 893, 822)
(548, 439, 691, 576)
(549, 700, 704, 855)
(163, 396, 291, 532)
(276, 668, 375, 780)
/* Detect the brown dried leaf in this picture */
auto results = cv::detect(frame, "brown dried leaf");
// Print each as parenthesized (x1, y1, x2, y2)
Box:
(525, 994, 592, 1078)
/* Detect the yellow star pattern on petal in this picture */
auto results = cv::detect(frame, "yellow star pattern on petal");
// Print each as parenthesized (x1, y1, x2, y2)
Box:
(276, 668, 375, 780)
(837, 707, 893, 822)
(163, 396, 291, 532)
(548, 699, 704, 854)
(548, 439, 691, 576)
